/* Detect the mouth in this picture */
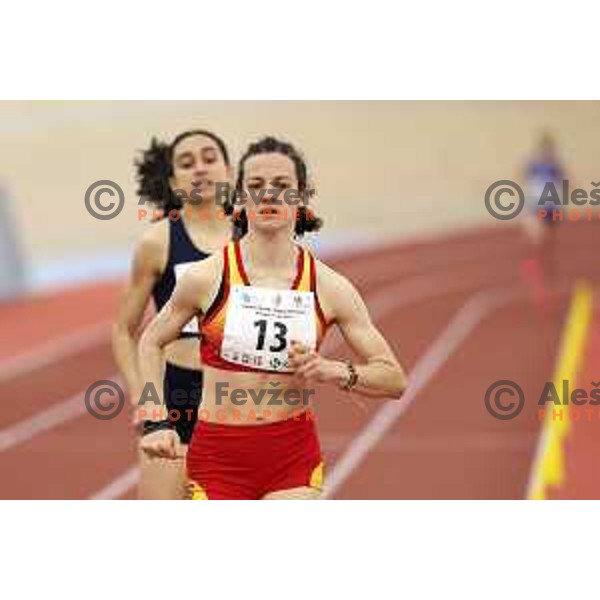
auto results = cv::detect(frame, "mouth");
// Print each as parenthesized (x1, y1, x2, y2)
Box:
(258, 207, 282, 217)
(191, 179, 211, 188)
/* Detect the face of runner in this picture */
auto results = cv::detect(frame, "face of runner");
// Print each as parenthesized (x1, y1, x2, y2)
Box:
(242, 152, 299, 234)
(170, 133, 230, 204)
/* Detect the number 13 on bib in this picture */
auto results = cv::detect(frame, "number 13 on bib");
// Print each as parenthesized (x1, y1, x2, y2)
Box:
(221, 285, 317, 373)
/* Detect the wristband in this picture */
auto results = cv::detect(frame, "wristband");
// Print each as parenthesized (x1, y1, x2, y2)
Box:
(341, 360, 359, 391)
(139, 419, 175, 437)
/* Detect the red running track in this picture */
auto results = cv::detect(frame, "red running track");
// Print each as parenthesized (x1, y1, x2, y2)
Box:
(2, 223, 596, 499)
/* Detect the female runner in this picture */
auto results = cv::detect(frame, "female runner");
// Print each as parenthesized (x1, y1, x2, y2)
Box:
(519, 132, 568, 306)
(112, 129, 232, 499)
(138, 136, 408, 499)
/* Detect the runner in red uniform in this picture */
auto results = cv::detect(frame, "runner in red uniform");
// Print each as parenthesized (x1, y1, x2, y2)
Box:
(138, 137, 408, 499)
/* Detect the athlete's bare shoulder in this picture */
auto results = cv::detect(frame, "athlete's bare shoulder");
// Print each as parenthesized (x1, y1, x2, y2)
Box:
(313, 258, 361, 323)
(133, 219, 169, 274)
(314, 258, 354, 295)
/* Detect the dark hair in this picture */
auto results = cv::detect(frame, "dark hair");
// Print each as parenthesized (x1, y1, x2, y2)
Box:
(224, 136, 323, 239)
(135, 129, 230, 215)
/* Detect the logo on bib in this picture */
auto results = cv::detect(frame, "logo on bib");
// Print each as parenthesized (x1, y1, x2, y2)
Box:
(269, 356, 288, 370)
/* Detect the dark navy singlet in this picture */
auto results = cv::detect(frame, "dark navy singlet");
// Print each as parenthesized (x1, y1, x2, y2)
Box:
(151, 218, 211, 338)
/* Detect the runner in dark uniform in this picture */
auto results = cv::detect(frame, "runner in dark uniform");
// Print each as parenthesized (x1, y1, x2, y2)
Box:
(112, 129, 232, 499)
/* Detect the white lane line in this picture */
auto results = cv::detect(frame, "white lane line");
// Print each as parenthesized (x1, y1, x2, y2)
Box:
(319, 263, 514, 358)
(90, 467, 140, 500)
(322, 286, 527, 499)
(0, 374, 121, 453)
(357, 265, 511, 315)
(0, 321, 112, 384)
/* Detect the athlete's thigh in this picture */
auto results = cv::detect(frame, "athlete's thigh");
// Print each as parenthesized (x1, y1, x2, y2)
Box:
(262, 486, 321, 500)
(137, 446, 188, 500)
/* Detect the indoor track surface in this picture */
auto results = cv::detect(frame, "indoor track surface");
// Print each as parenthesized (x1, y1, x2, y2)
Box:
(2, 222, 598, 499)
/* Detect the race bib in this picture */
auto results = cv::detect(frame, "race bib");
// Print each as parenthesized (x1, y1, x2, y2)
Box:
(221, 285, 317, 372)
(174, 262, 199, 334)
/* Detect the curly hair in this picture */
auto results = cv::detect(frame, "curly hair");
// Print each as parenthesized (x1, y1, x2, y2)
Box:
(224, 136, 323, 239)
(135, 129, 230, 216)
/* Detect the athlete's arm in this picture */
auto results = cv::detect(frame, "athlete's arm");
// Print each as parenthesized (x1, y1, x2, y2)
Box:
(137, 258, 218, 458)
(290, 266, 407, 398)
(138, 263, 209, 411)
(112, 227, 166, 405)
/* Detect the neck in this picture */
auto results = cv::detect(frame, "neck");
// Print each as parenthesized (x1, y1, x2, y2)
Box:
(242, 229, 296, 270)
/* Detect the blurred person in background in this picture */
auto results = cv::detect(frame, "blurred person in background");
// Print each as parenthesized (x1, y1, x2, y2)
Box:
(519, 132, 568, 308)
(112, 130, 232, 499)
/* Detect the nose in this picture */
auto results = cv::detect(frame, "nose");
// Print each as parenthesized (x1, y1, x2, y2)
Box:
(261, 189, 278, 204)
(193, 166, 208, 178)
(192, 159, 210, 176)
